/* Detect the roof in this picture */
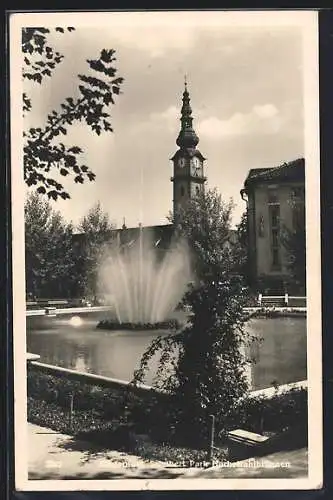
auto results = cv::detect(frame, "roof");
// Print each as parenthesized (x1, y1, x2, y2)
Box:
(73, 224, 174, 250)
(243, 158, 305, 189)
(116, 224, 174, 248)
(170, 148, 206, 162)
(73, 223, 237, 251)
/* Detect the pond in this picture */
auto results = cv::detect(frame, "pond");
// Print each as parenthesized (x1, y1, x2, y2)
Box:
(26, 311, 307, 391)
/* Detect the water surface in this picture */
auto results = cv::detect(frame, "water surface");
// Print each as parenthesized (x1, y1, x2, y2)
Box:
(26, 311, 307, 390)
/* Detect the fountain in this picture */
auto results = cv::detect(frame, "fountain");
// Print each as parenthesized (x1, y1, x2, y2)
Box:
(96, 226, 192, 330)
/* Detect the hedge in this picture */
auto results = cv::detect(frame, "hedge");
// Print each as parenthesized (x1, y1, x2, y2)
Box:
(229, 388, 308, 436)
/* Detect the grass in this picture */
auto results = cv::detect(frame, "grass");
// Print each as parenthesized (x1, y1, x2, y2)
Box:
(27, 396, 228, 466)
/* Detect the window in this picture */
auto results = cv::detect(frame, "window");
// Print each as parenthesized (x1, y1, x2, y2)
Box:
(270, 205, 280, 227)
(272, 248, 280, 268)
(272, 230, 279, 247)
(268, 193, 281, 270)
(291, 186, 305, 201)
(258, 215, 265, 237)
(292, 204, 305, 231)
(289, 186, 305, 232)
(180, 185, 185, 197)
(268, 190, 279, 204)
(195, 186, 200, 196)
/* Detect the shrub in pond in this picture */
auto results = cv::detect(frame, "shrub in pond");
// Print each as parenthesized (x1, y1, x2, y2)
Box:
(96, 319, 182, 331)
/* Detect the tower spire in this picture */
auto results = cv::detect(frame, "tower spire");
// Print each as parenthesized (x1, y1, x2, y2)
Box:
(170, 80, 207, 216)
(176, 78, 199, 149)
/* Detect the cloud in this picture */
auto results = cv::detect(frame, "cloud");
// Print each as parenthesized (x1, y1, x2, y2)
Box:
(197, 104, 282, 140)
(149, 106, 179, 129)
(130, 105, 179, 136)
(253, 103, 278, 119)
(101, 25, 196, 58)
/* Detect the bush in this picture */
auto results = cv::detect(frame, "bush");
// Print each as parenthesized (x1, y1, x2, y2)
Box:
(27, 368, 164, 434)
(249, 308, 306, 319)
(226, 387, 308, 448)
(28, 368, 127, 419)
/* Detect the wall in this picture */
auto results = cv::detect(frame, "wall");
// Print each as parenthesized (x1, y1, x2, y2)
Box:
(28, 360, 167, 400)
(28, 359, 307, 401)
(251, 181, 304, 290)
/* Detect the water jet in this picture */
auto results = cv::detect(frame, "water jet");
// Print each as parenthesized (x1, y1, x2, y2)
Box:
(97, 227, 191, 330)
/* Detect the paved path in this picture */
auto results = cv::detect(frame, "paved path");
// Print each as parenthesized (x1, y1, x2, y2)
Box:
(28, 423, 308, 480)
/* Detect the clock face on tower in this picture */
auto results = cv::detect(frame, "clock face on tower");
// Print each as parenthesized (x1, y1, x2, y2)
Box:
(192, 157, 201, 176)
(178, 157, 185, 168)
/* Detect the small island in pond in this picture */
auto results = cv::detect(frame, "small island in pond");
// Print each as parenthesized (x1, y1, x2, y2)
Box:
(96, 318, 182, 331)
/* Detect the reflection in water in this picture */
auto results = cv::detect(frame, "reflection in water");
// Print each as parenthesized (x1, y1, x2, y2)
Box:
(69, 316, 83, 327)
(26, 312, 307, 390)
(75, 355, 86, 372)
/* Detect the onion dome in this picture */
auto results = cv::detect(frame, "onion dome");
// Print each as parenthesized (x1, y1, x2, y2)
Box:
(176, 81, 199, 149)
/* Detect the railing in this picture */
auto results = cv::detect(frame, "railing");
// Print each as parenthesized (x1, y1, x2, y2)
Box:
(257, 293, 306, 308)
(26, 299, 94, 310)
(26, 305, 111, 317)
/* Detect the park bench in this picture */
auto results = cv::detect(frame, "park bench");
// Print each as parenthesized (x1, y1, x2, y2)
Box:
(227, 428, 270, 461)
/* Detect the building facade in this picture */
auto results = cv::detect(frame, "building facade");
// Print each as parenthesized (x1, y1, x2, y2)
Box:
(241, 158, 305, 293)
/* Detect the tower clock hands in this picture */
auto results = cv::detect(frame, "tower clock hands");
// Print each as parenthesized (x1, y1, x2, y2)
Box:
(191, 158, 200, 176)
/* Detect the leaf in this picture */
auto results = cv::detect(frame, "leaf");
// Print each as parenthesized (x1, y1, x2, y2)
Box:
(103, 121, 113, 132)
(87, 59, 105, 73)
(47, 190, 58, 200)
(68, 146, 82, 154)
(65, 155, 76, 167)
(60, 168, 69, 176)
(100, 48, 115, 62)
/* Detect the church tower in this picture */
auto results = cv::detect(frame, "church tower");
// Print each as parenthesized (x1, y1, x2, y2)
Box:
(171, 80, 207, 216)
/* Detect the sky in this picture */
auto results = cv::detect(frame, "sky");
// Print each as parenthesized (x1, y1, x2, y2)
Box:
(23, 11, 306, 229)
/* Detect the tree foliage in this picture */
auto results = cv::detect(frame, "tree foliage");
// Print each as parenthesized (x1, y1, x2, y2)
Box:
(23, 27, 123, 200)
(236, 210, 250, 285)
(25, 191, 76, 298)
(133, 189, 253, 447)
(170, 188, 238, 280)
(77, 201, 115, 300)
